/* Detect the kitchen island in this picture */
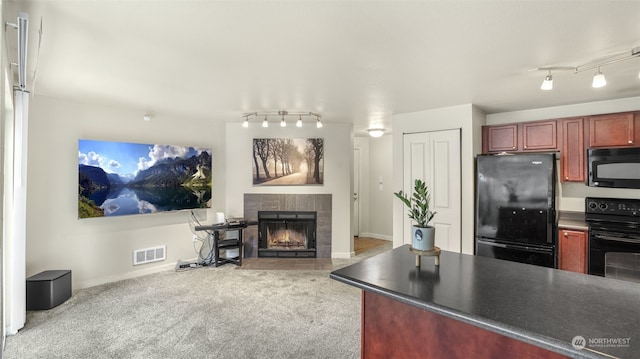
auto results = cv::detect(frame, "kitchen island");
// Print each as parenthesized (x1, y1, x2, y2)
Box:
(330, 245, 639, 359)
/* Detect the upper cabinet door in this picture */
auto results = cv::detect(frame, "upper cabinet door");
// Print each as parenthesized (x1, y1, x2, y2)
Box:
(589, 112, 635, 147)
(561, 118, 585, 182)
(522, 120, 557, 151)
(483, 124, 518, 152)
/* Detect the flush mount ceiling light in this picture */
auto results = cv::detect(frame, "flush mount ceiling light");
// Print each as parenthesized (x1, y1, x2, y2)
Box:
(242, 110, 322, 129)
(367, 128, 386, 137)
(143, 114, 152, 122)
(535, 45, 640, 90)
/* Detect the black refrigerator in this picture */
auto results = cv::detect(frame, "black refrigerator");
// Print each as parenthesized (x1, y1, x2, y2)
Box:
(475, 153, 557, 268)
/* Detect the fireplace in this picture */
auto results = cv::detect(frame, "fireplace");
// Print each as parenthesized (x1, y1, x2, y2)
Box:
(258, 211, 317, 258)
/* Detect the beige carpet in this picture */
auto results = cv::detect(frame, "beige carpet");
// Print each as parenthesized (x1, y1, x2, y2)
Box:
(4, 241, 392, 359)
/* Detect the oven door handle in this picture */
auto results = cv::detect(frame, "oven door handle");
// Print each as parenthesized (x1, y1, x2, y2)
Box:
(592, 233, 640, 244)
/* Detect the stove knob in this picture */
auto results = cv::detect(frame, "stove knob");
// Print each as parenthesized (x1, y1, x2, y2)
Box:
(588, 202, 598, 210)
(599, 203, 608, 210)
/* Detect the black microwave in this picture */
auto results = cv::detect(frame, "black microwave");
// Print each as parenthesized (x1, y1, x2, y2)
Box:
(587, 147, 640, 189)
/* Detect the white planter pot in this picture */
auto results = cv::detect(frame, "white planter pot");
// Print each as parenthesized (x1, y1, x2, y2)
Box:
(412, 226, 435, 251)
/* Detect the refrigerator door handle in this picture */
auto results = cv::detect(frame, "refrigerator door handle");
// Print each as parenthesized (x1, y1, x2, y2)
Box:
(477, 239, 554, 254)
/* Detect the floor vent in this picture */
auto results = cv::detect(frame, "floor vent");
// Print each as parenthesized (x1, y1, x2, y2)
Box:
(133, 245, 166, 265)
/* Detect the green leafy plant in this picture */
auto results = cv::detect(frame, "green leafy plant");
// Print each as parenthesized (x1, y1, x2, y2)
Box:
(394, 179, 436, 227)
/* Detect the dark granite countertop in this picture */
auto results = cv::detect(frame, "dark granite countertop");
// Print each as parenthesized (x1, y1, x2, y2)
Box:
(330, 245, 640, 359)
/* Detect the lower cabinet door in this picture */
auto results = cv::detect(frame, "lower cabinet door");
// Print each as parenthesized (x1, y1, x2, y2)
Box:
(558, 229, 587, 273)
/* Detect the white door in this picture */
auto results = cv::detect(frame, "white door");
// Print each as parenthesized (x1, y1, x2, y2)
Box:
(403, 129, 461, 252)
(352, 148, 360, 237)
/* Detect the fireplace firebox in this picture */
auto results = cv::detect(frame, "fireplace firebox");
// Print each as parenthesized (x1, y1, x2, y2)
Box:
(258, 211, 317, 258)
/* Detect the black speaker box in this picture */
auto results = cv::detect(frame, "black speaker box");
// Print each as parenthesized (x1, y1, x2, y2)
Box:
(26, 270, 72, 310)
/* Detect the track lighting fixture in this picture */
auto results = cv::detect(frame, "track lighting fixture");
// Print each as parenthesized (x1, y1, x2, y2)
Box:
(540, 71, 553, 90)
(241, 110, 322, 129)
(536, 45, 640, 90)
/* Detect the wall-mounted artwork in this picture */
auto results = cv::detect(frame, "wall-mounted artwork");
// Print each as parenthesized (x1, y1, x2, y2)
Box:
(253, 138, 324, 186)
(78, 139, 212, 218)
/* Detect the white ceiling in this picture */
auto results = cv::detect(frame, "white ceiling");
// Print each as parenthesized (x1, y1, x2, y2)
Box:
(5, 1, 640, 135)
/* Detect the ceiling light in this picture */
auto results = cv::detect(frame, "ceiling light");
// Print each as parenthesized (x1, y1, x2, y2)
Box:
(143, 114, 151, 122)
(540, 71, 553, 90)
(535, 45, 639, 90)
(242, 110, 322, 129)
(367, 128, 385, 137)
(592, 67, 606, 88)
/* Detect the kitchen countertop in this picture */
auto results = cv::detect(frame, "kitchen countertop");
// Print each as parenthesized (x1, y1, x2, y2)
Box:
(330, 245, 640, 359)
(558, 211, 588, 231)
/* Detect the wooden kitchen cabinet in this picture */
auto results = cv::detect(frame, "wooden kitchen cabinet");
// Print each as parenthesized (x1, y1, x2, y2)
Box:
(558, 229, 587, 274)
(560, 117, 585, 182)
(483, 124, 518, 152)
(588, 112, 638, 147)
(522, 120, 557, 151)
(483, 120, 558, 153)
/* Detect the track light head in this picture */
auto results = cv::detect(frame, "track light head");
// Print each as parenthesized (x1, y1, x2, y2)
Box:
(540, 72, 553, 90)
(592, 68, 607, 88)
(262, 116, 268, 128)
(296, 115, 302, 127)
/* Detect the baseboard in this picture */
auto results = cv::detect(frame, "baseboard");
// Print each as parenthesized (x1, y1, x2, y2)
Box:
(359, 232, 392, 241)
(332, 251, 356, 259)
(76, 257, 198, 290)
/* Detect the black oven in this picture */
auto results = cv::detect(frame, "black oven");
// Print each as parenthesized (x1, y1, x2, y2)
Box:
(587, 147, 640, 189)
(586, 197, 640, 282)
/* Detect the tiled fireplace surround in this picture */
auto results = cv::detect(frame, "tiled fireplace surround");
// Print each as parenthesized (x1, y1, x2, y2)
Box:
(243, 194, 332, 258)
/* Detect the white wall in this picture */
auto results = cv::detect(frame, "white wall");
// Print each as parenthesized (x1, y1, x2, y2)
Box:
(486, 96, 640, 211)
(392, 104, 485, 255)
(225, 121, 354, 258)
(26, 95, 226, 289)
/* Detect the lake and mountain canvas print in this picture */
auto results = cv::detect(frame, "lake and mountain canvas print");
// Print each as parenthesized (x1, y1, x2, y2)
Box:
(78, 139, 212, 218)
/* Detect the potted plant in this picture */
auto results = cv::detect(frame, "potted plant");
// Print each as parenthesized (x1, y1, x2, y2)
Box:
(394, 179, 437, 251)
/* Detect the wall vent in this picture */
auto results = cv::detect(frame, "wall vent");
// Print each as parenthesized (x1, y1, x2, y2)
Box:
(133, 245, 166, 266)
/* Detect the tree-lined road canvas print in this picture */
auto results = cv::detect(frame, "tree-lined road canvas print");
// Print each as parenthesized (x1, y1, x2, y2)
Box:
(78, 139, 212, 218)
(253, 138, 324, 186)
